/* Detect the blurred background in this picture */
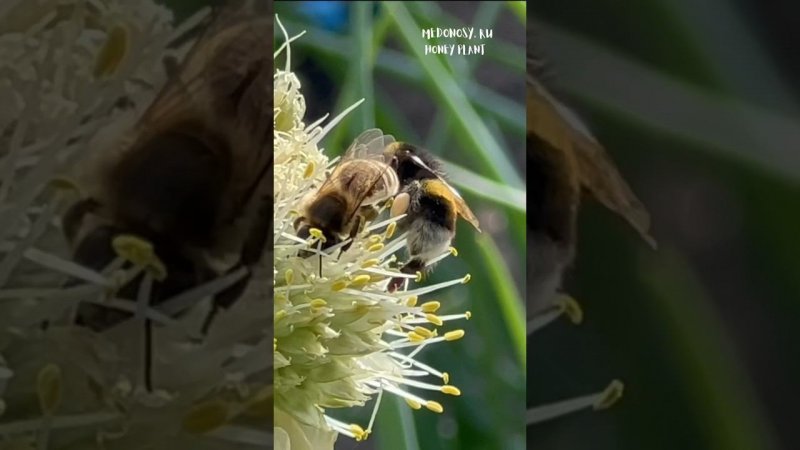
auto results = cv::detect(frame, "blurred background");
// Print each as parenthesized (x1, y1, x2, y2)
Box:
(271, 1, 526, 450)
(529, 1, 800, 449)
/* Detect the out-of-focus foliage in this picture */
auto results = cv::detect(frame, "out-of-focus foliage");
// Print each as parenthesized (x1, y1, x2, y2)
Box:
(529, 1, 800, 449)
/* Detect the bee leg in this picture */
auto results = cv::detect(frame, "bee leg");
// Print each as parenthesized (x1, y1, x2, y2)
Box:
(200, 266, 253, 336)
(144, 318, 153, 391)
(361, 205, 380, 222)
(340, 215, 364, 254)
(201, 198, 270, 336)
(388, 259, 425, 293)
(62, 197, 101, 244)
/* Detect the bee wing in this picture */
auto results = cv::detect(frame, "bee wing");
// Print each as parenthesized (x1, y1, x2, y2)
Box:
(135, 1, 266, 130)
(343, 128, 396, 162)
(446, 182, 482, 232)
(528, 80, 655, 248)
(131, 1, 271, 218)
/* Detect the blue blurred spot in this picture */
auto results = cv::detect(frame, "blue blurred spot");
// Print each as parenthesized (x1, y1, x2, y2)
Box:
(298, 1, 349, 33)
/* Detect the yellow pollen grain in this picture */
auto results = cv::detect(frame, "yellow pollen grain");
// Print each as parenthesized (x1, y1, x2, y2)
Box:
(36, 364, 62, 416)
(413, 326, 433, 338)
(275, 310, 287, 320)
(425, 314, 443, 326)
(93, 25, 128, 78)
(182, 399, 229, 434)
(303, 161, 315, 178)
(462, 273, 471, 283)
(415, 271, 423, 282)
(385, 221, 397, 238)
(48, 176, 82, 195)
(331, 280, 348, 291)
(111, 234, 167, 280)
(368, 234, 383, 244)
(360, 258, 380, 268)
(349, 424, 367, 441)
(441, 385, 461, 396)
(309, 298, 327, 308)
(349, 274, 372, 287)
(421, 301, 440, 313)
(309, 228, 326, 242)
(405, 398, 422, 410)
(442, 372, 450, 384)
(425, 401, 444, 413)
(449, 246, 458, 256)
(284, 269, 294, 285)
(406, 295, 418, 307)
(368, 243, 384, 253)
(407, 331, 425, 343)
(465, 311, 472, 319)
(445, 329, 465, 341)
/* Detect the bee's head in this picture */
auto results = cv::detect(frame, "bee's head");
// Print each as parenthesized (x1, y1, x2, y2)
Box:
(384, 142, 443, 185)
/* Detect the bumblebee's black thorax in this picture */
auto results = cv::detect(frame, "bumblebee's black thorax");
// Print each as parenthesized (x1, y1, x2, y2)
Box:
(393, 143, 444, 185)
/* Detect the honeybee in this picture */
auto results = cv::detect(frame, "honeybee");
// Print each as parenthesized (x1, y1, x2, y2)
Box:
(294, 129, 399, 260)
(526, 33, 655, 315)
(384, 143, 481, 292)
(60, 1, 272, 389)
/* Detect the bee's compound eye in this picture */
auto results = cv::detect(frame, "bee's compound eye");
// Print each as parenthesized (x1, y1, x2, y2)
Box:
(391, 193, 410, 217)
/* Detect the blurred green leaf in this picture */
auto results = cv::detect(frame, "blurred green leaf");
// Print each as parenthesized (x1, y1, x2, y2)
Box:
(376, 396, 422, 450)
(383, 3, 524, 188)
(507, 1, 526, 24)
(639, 249, 778, 450)
(353, 1, 375, 130)
(476, 235, 526, 368)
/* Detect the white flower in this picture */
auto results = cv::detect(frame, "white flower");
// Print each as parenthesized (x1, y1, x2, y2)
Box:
(274, 17, 471, 448)
(0, 2, 269, 448)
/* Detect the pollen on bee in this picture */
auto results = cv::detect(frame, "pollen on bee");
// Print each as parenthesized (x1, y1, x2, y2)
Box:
(111, 234, 167, 281)
(309, 228, 326, 242)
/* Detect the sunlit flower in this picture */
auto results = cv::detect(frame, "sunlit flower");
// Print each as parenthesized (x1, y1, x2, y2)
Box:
(273, 17, 471, 449)
(0, 2, 269, 448)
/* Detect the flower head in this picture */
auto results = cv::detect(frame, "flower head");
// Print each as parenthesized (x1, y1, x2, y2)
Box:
(0, 2, 270, 448)
(274, 17, 471, 448)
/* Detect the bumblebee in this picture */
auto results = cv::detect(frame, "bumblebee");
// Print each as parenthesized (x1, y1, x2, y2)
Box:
(384, 143, 481, 292)
(294, 129, 399, 259)
(526, 29, 655, 314)
(60, 1, 272, 389)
